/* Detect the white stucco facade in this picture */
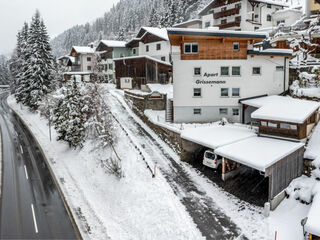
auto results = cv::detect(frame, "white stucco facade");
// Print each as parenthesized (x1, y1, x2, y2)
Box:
(171, 47, 290, 123)
(138, 40, 171, 63)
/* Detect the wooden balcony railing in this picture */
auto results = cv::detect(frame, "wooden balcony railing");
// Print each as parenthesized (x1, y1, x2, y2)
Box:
(214, 7, 239, 19)
(215, 20, 241, 29)
(213, 0, 241, 8)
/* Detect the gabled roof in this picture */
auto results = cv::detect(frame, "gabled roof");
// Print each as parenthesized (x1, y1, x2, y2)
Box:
(198, 0, 216, 16)
(99, 40, 127, 48)
(136, 27, 169, 41)
(71, 46, 95, 54)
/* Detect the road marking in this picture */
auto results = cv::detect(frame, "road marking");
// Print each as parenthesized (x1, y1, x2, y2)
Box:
(20, 145, 23, 154)
(31, 204, 39, 233)
(24, 165, 28, 180)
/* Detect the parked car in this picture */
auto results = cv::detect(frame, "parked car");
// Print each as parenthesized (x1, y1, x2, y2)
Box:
(203, 150, 222, 170)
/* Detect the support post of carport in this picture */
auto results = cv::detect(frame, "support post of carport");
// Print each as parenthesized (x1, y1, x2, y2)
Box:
(222, 157, 226, 181)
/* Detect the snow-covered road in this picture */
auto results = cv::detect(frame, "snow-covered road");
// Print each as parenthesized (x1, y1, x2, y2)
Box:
(104, 86, 267, 240)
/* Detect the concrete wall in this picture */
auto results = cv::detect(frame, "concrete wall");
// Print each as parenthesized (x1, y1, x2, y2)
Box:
(80, 53, 94, 72)
(139, 40, 171, 63)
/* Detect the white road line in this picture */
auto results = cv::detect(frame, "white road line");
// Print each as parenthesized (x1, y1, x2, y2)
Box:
(24, 165, 28, 180)
(31, 204, 39, 233)
(20, 145, 23, 154)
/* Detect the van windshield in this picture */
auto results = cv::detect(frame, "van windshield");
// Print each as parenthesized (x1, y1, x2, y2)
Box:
(205, 152, 215, 160)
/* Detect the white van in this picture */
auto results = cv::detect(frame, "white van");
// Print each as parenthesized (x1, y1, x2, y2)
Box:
(203, 150, 222, 170)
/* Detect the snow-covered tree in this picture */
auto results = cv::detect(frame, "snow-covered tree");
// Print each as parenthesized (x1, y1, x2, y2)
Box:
(0, 56, 11, 85)
(18, 11, 56, 110)
(53, 78, 86, 148)
(117, 28, 125, 41)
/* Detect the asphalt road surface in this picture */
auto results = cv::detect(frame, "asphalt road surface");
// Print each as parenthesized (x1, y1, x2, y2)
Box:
(0, 91, 78, 239)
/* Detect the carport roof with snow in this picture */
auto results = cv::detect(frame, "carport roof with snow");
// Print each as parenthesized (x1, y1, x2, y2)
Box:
(180, 125, 256, 150)
(215, 136, 304, 172)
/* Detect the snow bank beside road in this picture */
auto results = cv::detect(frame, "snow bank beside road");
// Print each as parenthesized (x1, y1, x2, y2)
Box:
(7, 95, 203, 240)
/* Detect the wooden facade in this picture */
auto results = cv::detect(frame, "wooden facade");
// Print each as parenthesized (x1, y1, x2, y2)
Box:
(265, 146, 304, 200)
(114, 57, 172, 89)
(256, 110, 319, 140)
(169, 34, 265, 60)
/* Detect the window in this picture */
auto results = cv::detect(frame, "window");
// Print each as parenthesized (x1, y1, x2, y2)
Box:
(193, 88, 202, 97)
(252, 67, 261, 75)
(194, 67, 201, 76)
(156, 43, 161, 50)
(232, 108, 239, 116)
(87, 66, 92, 71)
(267, 4, 271, 8)
(104, 64, 108, 71)
(109, 64, 113, 70)
(233, 42, 239, 51)
(277, 20, 285, 25)
(235, 3, 241, 9)
(235, 16, 241, 22)
(219, 108, 228, 115)
(232, 88, 240, 97)
(220, 66, 229, 76)
(268, 122, 278, 128)
(280, 123, 297, 130)
(194, 108, 201, 115)
(184, 43, 198, 54)
(146, 45, 149, 52)
(254, 26, 259, 31)
(87, 57, 91, 62)
(221, 7, 227, 11)
(205, 22, 211, 28)
(267, 14, 272, 21)
(254, 14, 259, 18)
(221, 19, 227, 24)
(221, 88, 229, 97)
(276, 66, 284, 71)
(161, 56, 166, 61)
(133, 48, 136, 54)
(108, 74, 113, 80)
(261, 121, 267, 126)
(232, 66, 240, 76)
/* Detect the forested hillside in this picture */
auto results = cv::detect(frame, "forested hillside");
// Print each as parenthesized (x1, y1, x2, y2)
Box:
(51, 0, 211, 56)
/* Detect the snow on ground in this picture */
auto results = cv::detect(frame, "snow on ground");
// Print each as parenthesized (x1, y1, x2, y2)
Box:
(7, 95, 203, 240)
(147, 84, 173, 99)
(107, 84, 313, 240)
(144, 109, 225, 133)
(305, 122, 320, 160)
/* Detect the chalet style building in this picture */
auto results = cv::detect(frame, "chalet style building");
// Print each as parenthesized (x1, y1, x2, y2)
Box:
(198, 0, 288, 31)
(95, 40, 129, 82)
(64, 46, 96, 81)
(114, 27, 172, 89)
(167, 28, 292, 123)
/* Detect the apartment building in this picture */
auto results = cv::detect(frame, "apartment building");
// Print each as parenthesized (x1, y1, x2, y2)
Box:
(199, 0, 288, 31)
(167, 28, 292, 123)
(95, 40, 129, 82)
(114, 27, 172, 89)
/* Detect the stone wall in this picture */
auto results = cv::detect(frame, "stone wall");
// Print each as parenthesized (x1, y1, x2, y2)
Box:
(124, 91, 167, 112)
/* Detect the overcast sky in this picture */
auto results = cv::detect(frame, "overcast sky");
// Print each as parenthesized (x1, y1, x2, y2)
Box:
(0, 0, 120, 56)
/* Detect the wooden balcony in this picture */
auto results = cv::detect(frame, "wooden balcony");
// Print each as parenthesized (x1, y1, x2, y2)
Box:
(214, 7, 239, 19)
(213, 0, 241, 8)
(215, 20, 241, 29)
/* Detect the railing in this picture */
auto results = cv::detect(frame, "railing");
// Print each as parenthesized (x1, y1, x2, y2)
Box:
(71, 65, 81, 72)
(214, 7, 239, 19)
(213, 0, 241, 8)
(215, 20, 240, 29)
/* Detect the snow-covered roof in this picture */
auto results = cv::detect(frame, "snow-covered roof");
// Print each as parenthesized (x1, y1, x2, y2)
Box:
(247, 49, 293, 56)
(147, 84, 173, 98)
(167, 28, 267, 39)
(215, 137, 304, 172)
(113, 55, 172, 66)
(241, 95, 320, 124)
(305, 188, 320, 236)
(72, 46, 95, 54)
(173, 19, 202, 28)
(140, 27, 169, 41)
(249, 0, 289, 7)
(181, 125, 257, 150)
(100, 40, 127, 48)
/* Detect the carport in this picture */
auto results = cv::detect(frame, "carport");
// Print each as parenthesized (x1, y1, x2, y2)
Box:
(215, 136, 305, 209)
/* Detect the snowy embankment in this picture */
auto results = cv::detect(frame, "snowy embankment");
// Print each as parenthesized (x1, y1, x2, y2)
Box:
(7, 95, 203, 240)
(108, 85, 311, 240)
